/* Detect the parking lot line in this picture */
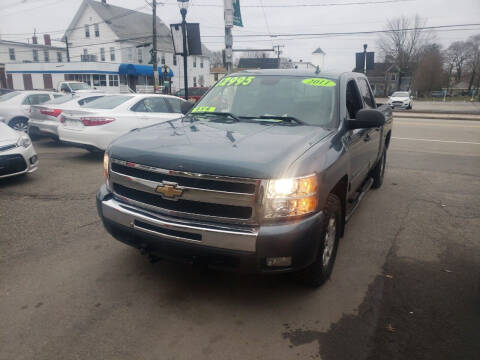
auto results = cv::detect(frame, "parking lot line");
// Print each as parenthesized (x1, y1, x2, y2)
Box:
(392, 137, 480, 145)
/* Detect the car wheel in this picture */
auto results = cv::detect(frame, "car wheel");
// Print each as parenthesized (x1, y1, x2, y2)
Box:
(9, 117, 29, 132)
(407, 103, 412, 110)
(300, 193, 341, 288)
(372, 149, 387, 189)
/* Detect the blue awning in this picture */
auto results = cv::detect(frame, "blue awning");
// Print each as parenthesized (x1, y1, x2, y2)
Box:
(118, 64, 174, 77)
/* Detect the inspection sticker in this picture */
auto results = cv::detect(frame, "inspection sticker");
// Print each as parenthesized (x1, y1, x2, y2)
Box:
(302, 78, 336, 87)
(216, 76, 255, 87)
(192, 106, 216, 113)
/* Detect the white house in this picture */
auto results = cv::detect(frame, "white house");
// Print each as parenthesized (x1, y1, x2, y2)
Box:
(311, 48, 326, 70)
(5, 0, 210, 93)
(0, 36, 67, 88)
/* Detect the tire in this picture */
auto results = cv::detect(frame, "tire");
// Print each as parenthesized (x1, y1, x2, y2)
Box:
(9, 117, 29, 132)
(372, 149, 387, 189)
(301, 193, 342, 288)
(407, 103, 412, 110)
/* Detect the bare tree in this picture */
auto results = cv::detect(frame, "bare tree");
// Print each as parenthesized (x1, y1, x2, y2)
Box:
(465, 34, 480, 92)
(444, 41, 472, 87)
(377, 15, 431, 87)
(413, 43, 444, 96)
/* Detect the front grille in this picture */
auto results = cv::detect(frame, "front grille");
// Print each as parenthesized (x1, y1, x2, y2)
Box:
(114, 183, 253, 220)
(0, 144, 16, 152)
(392, 101, 403, 105)
(0, 154, 27, 176)
(111, 162, 256, 194)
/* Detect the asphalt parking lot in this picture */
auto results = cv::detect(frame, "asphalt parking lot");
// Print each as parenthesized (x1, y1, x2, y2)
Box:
(1, 117, 479, 360)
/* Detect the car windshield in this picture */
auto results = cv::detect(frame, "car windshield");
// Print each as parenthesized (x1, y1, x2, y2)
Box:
(0, 91, 21, 102)
(392, 92, 409, 97)
(193, 75, 337, 127)
(46, 95, 75, 104)
(82, 95, 133, 109)
(70, 83, 91, 90)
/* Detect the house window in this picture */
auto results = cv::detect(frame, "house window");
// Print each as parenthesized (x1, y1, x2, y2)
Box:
(85, 24, 90, 38)
(199, 75, 204, 87)
(83, 49, 88, 55)
(214, 73, 219, 81)
(57, 52, 62, 62)
(173, 55, 177, 66)
(161, 53, 165, 65)
(110, 47, 115, 61)
(193, 76, 197, 87)
(44, 50, 49, 62)
(33, 49, 39, 62)
(9, 48, 15, 61)
(93, 74, 107, 87)
(391, 73, 397, 81)
(193, 57, 197, 68)
(100, 48, 105, 61)
(94, 23, 100, 37)
(200, 58, 204, 68)
(137, 48, 143, 63)
(127, 48, 133, 62)
(108, 75, 119, 87)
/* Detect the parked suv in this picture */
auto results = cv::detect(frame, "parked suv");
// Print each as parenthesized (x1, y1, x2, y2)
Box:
(97, 70, 392, 287)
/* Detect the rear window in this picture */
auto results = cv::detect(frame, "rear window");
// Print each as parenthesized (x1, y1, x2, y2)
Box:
(47, 95, 75, 105)
(78, 96, 104, 106)
(0, 91, 20, 102)
(82, 95, 132, 109)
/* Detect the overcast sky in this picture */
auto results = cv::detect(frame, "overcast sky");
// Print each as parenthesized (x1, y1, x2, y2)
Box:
(1, 0, 479, 70)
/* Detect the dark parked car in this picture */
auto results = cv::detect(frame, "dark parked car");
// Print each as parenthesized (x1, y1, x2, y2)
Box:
(174, 87, 209, 102)
(97, 70, 393, 287)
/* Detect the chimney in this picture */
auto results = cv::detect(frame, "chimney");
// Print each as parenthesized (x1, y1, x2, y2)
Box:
(44, 34, 51, 46)
(32, 36, 38, 44)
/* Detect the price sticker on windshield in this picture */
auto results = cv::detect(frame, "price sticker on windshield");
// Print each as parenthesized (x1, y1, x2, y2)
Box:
(216, 76, 255, 87)
(302, 78, 336, 87)
(192, 106, 216, 113)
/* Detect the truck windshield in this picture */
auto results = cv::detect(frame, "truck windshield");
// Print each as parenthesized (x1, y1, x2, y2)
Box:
(70, 83, 91, 90)
(193, 75, 337, 127)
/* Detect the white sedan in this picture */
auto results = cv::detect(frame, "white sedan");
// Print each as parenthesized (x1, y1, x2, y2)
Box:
(388, 91, 413, 110)
(58, 94, 186, 152)
(0, 122, 38, 179)
(0, 91, 60, 132)
(28, 93, 105, 139)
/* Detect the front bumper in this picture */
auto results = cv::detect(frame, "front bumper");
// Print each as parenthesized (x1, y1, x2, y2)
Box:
(97, 185, 325, 273)
(0, 144, 38, 179)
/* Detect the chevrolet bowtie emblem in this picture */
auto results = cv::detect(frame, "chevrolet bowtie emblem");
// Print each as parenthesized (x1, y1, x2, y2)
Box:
(155, 183, 183, 199)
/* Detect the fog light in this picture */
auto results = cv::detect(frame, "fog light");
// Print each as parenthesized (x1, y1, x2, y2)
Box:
(266, 256, 292, 267)
(30, 155, 38, 164)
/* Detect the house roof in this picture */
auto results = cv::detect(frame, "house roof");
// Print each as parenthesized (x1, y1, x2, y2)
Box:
(64, 0, 173, 51)
(0, 39, 65, 51)
(237, 58, 281, 69)
(312, 48, 325, 55)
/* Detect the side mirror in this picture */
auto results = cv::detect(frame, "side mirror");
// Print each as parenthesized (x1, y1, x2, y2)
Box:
(347, 109, 385, 130)
(180, 100, 194, 114)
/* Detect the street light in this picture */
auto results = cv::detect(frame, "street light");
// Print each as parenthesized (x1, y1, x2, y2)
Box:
(177, 0, 189, 100)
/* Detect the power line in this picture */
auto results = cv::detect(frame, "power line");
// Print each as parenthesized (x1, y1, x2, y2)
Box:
(167, 0, 415, 7)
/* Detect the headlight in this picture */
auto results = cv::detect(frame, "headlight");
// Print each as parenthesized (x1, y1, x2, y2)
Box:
(103, 153, 109, 181)
(264, 174, 318, 218)
(16, 134, 31, 148)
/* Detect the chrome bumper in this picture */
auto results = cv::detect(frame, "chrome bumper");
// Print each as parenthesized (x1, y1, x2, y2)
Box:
(101, 198, 258, 252)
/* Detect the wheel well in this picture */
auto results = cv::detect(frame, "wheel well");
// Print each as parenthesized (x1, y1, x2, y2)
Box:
(8, 116, 29, 126)
(330, 175, 348, 237)
(385, 130, 391, 149)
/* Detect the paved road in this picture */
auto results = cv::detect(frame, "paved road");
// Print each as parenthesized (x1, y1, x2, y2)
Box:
(376, 98, 480, 114)
(1, 118, 479, 360)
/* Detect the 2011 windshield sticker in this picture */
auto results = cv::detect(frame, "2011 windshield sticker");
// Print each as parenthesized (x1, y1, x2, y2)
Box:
(216, 76, 255, 87)
(302, 78, 336, 87)
(192, 106, 216, 113)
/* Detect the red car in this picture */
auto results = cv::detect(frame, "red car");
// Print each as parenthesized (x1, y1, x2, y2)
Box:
(174, 87, 209, 102)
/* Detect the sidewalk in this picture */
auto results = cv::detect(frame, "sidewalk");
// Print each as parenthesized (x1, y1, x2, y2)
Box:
(393, 112, 480, 121)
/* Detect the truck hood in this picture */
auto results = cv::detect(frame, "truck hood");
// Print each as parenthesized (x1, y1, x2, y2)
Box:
(109, 117, 333, 179)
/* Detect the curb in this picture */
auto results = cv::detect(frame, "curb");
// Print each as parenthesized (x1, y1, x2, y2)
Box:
(393, 113, 480, 121)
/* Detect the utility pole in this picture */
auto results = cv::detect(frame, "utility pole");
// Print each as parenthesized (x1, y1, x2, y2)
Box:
(363, 43, 367, 75)
(180, 6, 188, 100)
(273, 45, 284, 59)
(152, 0, 159, 93)
(224, 0, 233, 73)
(65, 35, 70, 62)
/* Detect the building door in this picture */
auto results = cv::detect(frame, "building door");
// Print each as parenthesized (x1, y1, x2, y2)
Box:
(127, 75, 136, 92)
(43, 74, 53, 89)
(23, 74, 33, 90)
(7, 74, 13, 89)
(0, 66, 6, 88)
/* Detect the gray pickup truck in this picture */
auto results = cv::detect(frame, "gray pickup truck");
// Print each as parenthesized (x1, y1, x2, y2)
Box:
(96, 70, 392, 286)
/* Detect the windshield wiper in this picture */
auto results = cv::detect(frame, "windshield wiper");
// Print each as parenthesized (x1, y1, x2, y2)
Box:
(191, 111, 240, 122)
(244, 115, 306, 125)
